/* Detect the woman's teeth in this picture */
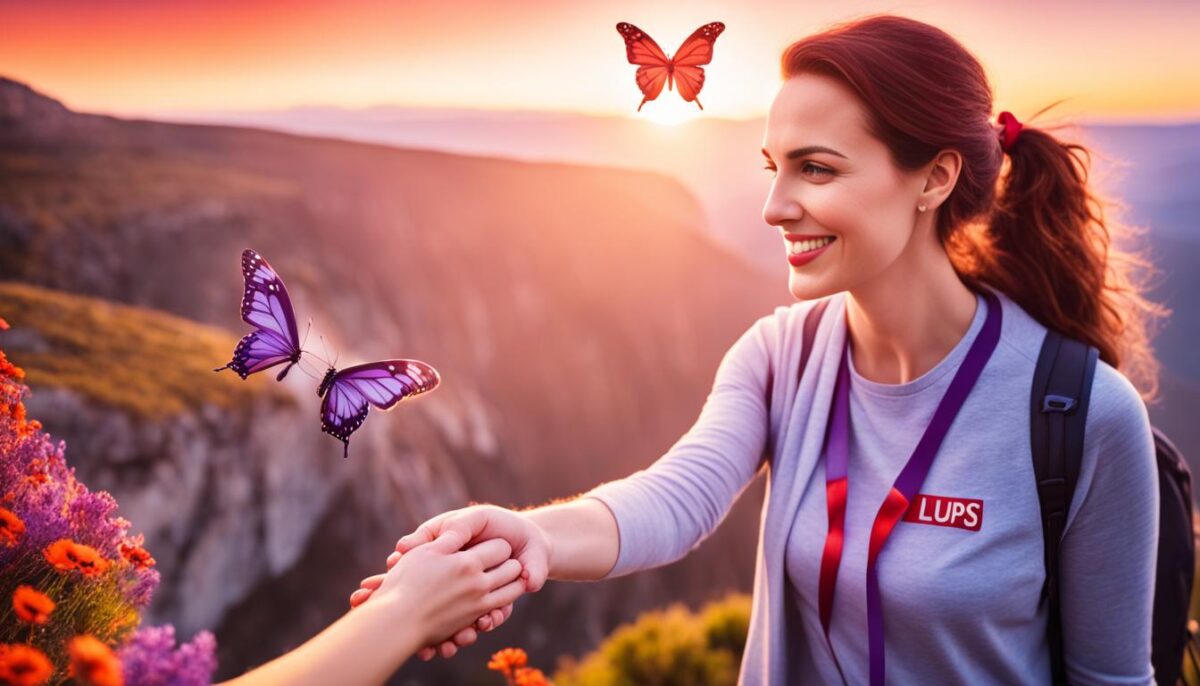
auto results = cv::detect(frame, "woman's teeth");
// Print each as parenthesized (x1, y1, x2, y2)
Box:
(789, 237, 836, 254)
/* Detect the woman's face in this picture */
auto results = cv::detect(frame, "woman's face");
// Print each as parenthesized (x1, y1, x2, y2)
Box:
(761, 73, 935, 302)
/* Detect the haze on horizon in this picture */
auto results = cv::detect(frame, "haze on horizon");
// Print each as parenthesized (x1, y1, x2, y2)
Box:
(2, 0, 1198, 125)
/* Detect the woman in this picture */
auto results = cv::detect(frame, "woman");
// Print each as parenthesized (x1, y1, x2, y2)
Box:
(219, 529, 524, 685)
(353, 13, 1166, 684)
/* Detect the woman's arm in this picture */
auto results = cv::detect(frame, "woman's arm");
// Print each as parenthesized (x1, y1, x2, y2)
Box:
(523, 497, 620, 581)
(1058, 364, 1159, 685)
(575, 312, 777, 578)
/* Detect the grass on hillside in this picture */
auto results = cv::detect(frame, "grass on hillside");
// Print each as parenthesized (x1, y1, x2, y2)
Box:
(0, 281, 292, 419)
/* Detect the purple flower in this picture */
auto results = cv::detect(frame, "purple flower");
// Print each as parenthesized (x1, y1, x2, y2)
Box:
(118, 625, 218, 686)
(125, 566, 162, 609)
(2, 337, 214, 685)
(67, 488, 127, 557)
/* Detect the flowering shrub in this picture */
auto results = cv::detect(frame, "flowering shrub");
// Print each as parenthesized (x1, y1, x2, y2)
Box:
(0, 316, 216, 685)
(551, 593, 751, 686)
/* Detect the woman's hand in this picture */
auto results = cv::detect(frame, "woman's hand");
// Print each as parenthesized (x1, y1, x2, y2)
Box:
(349, 504, 553, 660)
(366, 527, 526, 654)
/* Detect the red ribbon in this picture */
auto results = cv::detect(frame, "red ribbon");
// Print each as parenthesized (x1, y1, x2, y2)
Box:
(997, 111, 1023, 153)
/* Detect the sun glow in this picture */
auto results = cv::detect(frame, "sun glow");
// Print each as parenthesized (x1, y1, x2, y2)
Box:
(634, 95, 703, 126)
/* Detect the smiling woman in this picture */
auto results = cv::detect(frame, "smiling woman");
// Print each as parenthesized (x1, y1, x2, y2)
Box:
(357, 12, 1170, 686)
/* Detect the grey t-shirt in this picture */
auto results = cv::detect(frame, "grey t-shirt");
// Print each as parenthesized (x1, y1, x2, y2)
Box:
(584, 286, 1158, 685)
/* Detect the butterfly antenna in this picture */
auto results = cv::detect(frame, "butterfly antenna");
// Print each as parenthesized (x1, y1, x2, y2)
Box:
(301, 335, 333, 368)
(299, 348, 332, 367)
(300, 318, 313, 349)
(317, 334, 338, 369)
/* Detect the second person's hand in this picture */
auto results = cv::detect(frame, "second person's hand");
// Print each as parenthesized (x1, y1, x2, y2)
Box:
(350, 504, 553, 660)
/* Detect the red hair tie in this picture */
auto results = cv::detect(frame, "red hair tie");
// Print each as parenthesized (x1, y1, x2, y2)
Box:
(996, 111, 1023, 153)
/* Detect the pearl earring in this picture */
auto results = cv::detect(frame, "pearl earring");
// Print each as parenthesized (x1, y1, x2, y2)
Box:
(918, 203, 927, 212)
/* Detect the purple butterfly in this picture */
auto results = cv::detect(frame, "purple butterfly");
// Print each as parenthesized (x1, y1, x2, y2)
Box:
(213, 249, 302, 381)
(215, 248, 442, 458)
(317, 360, 441, 458)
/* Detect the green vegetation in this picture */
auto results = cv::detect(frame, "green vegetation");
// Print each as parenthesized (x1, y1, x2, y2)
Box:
(552, 593, 751, 686)
(0, 281, 291, 419)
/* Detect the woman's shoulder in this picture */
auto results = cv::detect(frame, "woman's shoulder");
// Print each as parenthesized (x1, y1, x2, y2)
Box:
(769, 294, 843, 336)
(1063, 354, 1158, 537)
(987, 285, 1152, 443)
(1085, 356, 1153, 452)
(724, 297, 843, 385)
(734, 297, 825, 343)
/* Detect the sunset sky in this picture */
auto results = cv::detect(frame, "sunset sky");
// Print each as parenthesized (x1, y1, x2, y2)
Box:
(3, 0, 1198, 124)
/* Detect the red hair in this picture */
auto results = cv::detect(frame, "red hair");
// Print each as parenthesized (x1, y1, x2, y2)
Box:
(781, 14, 1170, 404)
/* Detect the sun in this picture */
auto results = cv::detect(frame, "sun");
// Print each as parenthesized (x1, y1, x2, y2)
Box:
(635, 96, 702, 126)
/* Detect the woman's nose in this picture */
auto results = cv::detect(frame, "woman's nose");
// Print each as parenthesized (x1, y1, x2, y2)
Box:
(762, 183, 803, 228)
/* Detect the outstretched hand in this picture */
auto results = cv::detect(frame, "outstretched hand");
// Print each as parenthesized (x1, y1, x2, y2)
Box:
(350, 505, 554, 660)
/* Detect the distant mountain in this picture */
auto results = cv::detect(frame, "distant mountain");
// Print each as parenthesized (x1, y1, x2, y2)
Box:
(0, 77, 787, 684)
(144, 103, 781, 273)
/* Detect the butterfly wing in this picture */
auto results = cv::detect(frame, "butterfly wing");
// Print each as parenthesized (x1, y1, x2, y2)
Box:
(670, 22, 725, 110)
(617, 22, 671, 112)
(320, 359, 441, 458)
(222, 330, 300, 380)
(214, 249, 303, 381)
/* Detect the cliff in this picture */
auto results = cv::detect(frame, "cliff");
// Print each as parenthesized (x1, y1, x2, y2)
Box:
(0, 77, 788, 683)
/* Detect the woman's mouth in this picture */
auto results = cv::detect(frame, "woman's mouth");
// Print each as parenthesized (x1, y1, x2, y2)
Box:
(787, 236, 836, 267)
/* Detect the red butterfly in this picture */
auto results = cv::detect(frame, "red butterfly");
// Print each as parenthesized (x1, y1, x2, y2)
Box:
(616, 21, 725, 112)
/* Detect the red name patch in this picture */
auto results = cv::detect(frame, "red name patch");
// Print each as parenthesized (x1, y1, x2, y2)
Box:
(902, 494, 983, 531)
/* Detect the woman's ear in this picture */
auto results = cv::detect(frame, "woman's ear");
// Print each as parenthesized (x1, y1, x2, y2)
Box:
(920, 149, 963, 212)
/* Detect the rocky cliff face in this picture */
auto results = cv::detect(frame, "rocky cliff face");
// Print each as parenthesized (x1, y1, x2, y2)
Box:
(0, 77, 788, 683)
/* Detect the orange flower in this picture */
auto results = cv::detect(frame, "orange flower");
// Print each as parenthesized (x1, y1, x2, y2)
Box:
(68, 635, 123, 686)
(12, 586, 54, 625)
(0, 643, 54, 686)
(0, 350, 24, 382)
(0, 507, 25, 548)
(488, 647, 529, 675)
(44, 539, 111, 577)
(118, 541, 155, 569)
(0, 317, 7, 330)
(514, 667, 550, 686)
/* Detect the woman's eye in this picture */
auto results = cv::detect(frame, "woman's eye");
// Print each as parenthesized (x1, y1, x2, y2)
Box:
(761, 162, 833, 179)
(801, 162, 833, 178)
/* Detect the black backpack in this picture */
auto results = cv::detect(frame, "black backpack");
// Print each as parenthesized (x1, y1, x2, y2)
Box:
(1032, 330, 1197, 685)
(775, 299, 1198, 685)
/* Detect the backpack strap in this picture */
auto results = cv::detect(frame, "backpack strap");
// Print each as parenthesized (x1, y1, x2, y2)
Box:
(763, 298, 832, 469)
(1030, 329, 1100, 685)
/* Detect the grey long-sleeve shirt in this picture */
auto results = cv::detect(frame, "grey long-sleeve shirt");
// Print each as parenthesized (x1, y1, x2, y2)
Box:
(583, 284, 1158, 685)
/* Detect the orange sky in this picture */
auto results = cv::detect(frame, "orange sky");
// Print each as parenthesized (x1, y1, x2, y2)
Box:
(2, 0, 1198, 123)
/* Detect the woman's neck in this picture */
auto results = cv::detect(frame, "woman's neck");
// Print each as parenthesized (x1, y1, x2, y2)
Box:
(844, 243, 979, 386)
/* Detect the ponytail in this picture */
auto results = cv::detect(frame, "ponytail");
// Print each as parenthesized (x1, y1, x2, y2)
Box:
(951, 107, 1170, 404)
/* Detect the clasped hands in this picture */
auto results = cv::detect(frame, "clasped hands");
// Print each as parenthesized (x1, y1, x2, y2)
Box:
(348, 504, 552, 661)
